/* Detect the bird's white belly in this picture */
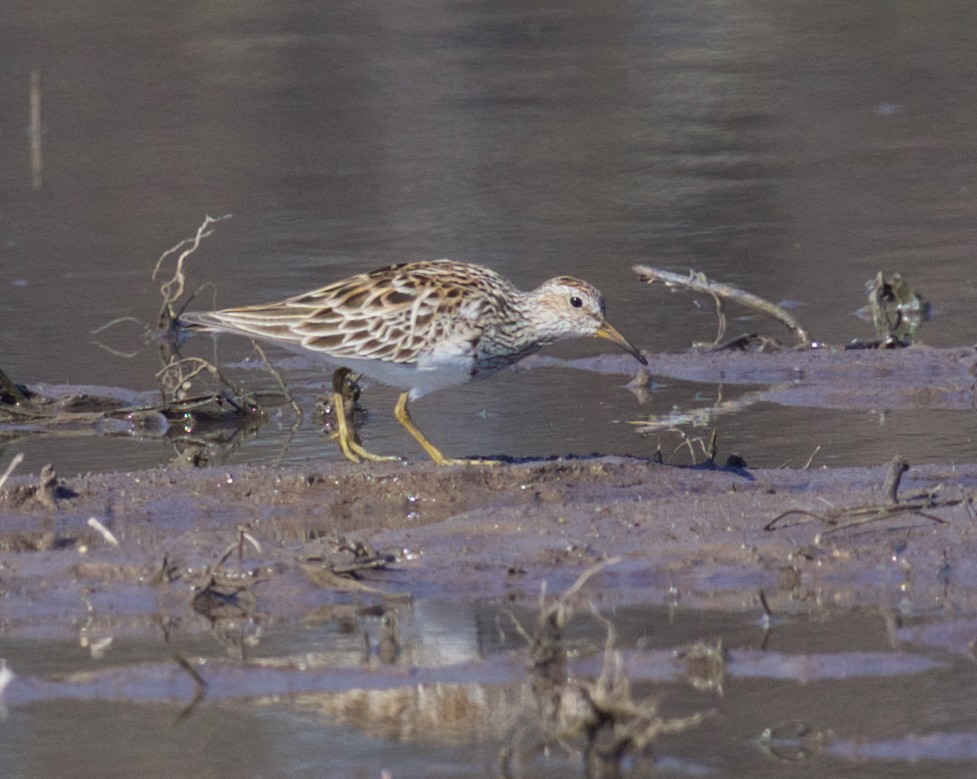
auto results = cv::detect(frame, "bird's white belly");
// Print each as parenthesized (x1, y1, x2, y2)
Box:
(268, 341, 478, 400)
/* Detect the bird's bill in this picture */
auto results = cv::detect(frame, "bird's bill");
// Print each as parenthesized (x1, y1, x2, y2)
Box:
(596, 321, 648, 365)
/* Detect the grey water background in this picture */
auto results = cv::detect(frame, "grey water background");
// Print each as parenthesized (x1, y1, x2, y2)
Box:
(3, 0, 977, 472)
(3, 4, 977, 778)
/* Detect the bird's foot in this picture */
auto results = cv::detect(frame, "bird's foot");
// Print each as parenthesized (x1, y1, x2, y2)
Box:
(338, 436, 402, 464)
(428, 455, 501, 467)
(329, 390, 400, 464)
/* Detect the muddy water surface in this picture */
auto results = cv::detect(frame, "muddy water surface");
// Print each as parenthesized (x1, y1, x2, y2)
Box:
(3, 1, 977, 776)
(2, 459, 977, 776)
(3, 0, 977, 474)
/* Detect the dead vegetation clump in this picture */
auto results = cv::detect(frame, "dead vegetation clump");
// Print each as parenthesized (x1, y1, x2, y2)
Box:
(501, 560, 711, 778)
(633, 264, 929, 352)
(0, 216, 286, 466)
(301, 535, 405, 598)
(630, 266, 934, 464)
(765, 455, 972, 539)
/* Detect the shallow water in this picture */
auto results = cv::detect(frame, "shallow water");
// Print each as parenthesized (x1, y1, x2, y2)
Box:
(2, 601, 977, 778)
(4, 1, 977, 775)
(3, 0, 977, 474)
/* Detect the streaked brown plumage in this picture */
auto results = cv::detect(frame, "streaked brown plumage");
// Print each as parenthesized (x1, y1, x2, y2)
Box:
(181, 259, 646, 464)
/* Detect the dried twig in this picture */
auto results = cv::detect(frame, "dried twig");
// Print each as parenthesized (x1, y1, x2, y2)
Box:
(801, 445, 822, 470)
(153, 214, 232, 321)
(86, 517, 120, 547)
(765, 458, 955, 534)
(0, 453, 24, 491)
(882, 455, 909, 504)
(633, 264, 811, 347)
(765, 503, 949, 533)
(537, 556, 623, 628)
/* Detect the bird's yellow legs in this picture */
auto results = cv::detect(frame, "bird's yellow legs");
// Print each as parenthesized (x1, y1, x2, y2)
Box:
(394, 392, 498, 466)
(330, 383, 493, 466)
(393, 392, 454, 466)
(329, 390, 399, 463)
(326, 370, 397, 463)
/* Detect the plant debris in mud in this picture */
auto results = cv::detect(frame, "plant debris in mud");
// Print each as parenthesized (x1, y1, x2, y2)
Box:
(302, 536, 404, 597)
(765, 455, 969, 537)
(634, 264, 930, 352)
(630, 421, 750, 473)
(0, 342, 268, 459)
(0, 461, 76, 510)
(0, 216, 285, 464)
(630, 265, 935, 463)
(155, 216, 378, 463)
(502, 560, 710, 778)
(850, 271, 931, 349)
(0, 462, 103, 552)
(190, 527, 267, 622)
(183, 523, 404, 629)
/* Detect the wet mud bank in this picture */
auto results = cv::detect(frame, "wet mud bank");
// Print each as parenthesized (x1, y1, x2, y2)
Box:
(2, 456, 975, 638)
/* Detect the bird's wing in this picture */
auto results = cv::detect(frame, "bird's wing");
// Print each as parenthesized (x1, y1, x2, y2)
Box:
(183, 262, 489, 365)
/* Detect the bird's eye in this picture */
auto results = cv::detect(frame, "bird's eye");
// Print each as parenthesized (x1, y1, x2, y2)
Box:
(569, 295, 583, 309)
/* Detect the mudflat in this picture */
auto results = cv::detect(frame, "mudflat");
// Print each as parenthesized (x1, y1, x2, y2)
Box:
(2, 455, 973, 634)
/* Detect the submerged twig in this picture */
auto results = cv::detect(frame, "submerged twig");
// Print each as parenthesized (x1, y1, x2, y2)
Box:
(633, 264, 811, 347)
(172, 653, 207, 723)
(89, 317, 158, 358)
(251, 342, 301, 422)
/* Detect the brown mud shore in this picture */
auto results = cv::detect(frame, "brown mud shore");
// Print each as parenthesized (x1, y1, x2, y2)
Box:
(2, 455, 975, 638)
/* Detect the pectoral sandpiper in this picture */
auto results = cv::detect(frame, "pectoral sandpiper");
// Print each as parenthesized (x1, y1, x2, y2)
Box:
(181, 259, 646, 464)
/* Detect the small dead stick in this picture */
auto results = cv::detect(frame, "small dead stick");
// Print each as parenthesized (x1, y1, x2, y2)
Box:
(816, 505, 948, 538)
(765, 455, 951, 533)
(0, 453, 24, 490)
(765, 502, 950, 533)
(632, 265, 811, 347)
(882, 455, 909, 504)
(213, 525, 263, 568)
